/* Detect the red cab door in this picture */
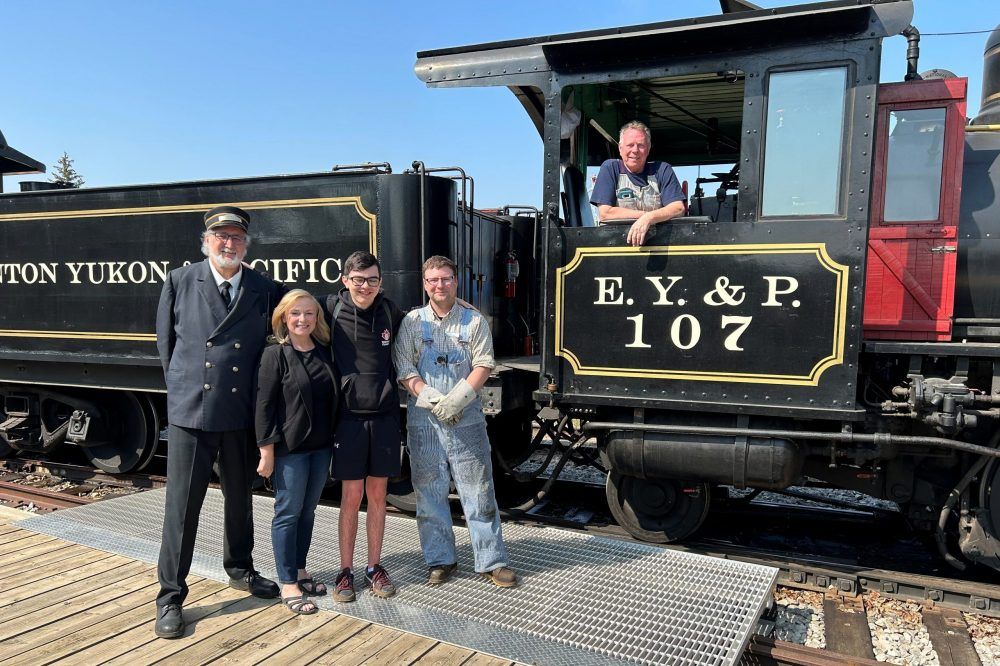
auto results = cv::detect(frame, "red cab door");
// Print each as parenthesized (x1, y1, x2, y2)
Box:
(864, 77, 967, 341)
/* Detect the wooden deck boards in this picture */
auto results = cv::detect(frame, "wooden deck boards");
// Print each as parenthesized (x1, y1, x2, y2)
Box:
(0, 514, 516, 665)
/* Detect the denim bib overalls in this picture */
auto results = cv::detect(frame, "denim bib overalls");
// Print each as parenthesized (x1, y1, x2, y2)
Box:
(615, 171, 662, 212)
(405, 305, 508, 572)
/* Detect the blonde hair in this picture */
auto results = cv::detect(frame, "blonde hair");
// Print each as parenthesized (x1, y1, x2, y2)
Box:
(271, 289, 330, 345)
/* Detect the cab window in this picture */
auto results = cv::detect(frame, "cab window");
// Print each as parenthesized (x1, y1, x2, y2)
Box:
(883, 107, 946, 222)
(761, 66, 848, 217)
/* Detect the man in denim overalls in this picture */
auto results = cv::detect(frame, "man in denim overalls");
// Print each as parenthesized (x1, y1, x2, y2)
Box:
(394, 255, 517, 588)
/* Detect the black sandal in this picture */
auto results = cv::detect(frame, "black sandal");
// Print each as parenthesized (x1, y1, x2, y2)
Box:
(297, 578, 327, 596)
(282, 594, 318, 615)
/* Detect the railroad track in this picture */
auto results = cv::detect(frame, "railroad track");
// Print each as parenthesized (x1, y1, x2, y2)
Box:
(0, 478, 93, 512)
(0, 458, 167, 489)
(0, 458, 153, 513)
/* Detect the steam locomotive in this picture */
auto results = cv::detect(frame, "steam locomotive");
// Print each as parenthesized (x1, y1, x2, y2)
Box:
(3, 0, 1000, 579)
(414, 0, 1000, 576)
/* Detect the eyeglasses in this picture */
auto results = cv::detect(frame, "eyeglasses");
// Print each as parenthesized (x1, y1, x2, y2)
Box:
(424, 277, 455, 286)
(347, 276, 381, 287)
(210, 231, 247, 245)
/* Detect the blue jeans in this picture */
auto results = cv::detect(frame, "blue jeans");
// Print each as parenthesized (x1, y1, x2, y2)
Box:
(407, 415, 508, 573)
(271, 448, 332, 584)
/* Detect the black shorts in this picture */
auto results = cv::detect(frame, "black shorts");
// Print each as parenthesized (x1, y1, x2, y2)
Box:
(332, 411, 402, 480)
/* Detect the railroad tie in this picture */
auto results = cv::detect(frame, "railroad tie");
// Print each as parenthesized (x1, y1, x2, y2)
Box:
(822, 593, 877, 660)
(922, 607, 983, 666)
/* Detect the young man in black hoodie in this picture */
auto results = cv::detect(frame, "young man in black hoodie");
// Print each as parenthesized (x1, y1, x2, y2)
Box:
(323, 251, 405, 602)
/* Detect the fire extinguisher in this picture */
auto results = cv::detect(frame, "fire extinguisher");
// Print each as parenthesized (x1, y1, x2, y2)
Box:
(503, 252, 519, 298)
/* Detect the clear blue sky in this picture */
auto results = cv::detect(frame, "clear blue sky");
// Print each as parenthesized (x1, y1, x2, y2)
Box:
(3, 1, 996, 207)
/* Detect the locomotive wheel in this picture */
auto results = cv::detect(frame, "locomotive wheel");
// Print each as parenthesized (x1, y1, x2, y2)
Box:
(0, 421, 11, 458)
(386, 446, 418, 513)
(386, 477, 418, 513)
(606, 471, 710, 543)
(134, 394, 161, 471)
(83, 392, 157, 474)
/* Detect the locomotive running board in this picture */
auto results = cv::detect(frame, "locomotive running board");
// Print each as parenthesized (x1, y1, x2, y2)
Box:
(18, 488, 777, 666)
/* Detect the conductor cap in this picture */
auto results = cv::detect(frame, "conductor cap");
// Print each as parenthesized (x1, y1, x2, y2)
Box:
(204, 205, 250, 232)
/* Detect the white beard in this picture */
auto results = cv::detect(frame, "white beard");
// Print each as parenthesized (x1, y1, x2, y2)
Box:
(201, 241, 243, 270)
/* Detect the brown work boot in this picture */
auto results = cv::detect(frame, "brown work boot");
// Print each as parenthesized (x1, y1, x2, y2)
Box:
(427, 563, 457, 585)
(481, 566, 517, 588)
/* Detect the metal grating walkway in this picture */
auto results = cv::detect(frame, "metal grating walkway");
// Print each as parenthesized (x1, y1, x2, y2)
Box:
(18, 488, 777, 665)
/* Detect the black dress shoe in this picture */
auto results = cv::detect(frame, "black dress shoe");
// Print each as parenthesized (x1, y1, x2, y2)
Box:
(229, 569, 279, 599)
(154, 604, 184, 638)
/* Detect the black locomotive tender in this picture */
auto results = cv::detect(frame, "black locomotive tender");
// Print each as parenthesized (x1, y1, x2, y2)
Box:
(4, 0, 1000, 576)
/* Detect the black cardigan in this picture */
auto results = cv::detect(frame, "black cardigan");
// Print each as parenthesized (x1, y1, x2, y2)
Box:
(255, 342, 339, 452)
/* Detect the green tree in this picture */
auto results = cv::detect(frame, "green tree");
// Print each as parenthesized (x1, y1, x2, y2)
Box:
(50, 151, 85, 187)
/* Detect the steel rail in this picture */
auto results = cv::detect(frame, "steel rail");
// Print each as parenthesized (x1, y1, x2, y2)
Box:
(0, 479, 92, 511)
(745, 636, 882, 666)
(0, 459, 168, 489)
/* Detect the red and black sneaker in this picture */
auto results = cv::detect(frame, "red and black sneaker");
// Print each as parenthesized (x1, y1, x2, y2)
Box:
(365, 564, 397, 599)
(333, 567, 356, 603)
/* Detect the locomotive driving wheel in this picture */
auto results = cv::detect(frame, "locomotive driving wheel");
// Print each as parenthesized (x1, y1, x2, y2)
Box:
(83, 391, 159, 474)
(0, 407, 11, 458)
(606, 471, 710, 543)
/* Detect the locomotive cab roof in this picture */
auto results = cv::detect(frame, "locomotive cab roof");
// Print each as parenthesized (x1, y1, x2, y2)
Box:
(415, 0, 914, 169)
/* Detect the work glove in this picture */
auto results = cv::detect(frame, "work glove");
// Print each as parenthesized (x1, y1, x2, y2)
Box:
(431, 379, 478, 426)
(416, 385, 445, 409)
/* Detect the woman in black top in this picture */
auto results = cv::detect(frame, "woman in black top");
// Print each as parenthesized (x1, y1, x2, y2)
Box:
(255, 289, 339, 615)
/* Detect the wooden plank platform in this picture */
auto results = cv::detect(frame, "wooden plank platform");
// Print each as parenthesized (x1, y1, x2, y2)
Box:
(0, 513, 516, 666)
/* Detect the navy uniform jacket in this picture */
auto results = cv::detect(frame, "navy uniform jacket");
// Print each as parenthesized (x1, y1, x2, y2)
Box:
(156, 259, 285, 432)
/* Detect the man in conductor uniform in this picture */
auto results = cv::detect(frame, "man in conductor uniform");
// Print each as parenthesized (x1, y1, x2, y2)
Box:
(154, 205, 285, 638)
